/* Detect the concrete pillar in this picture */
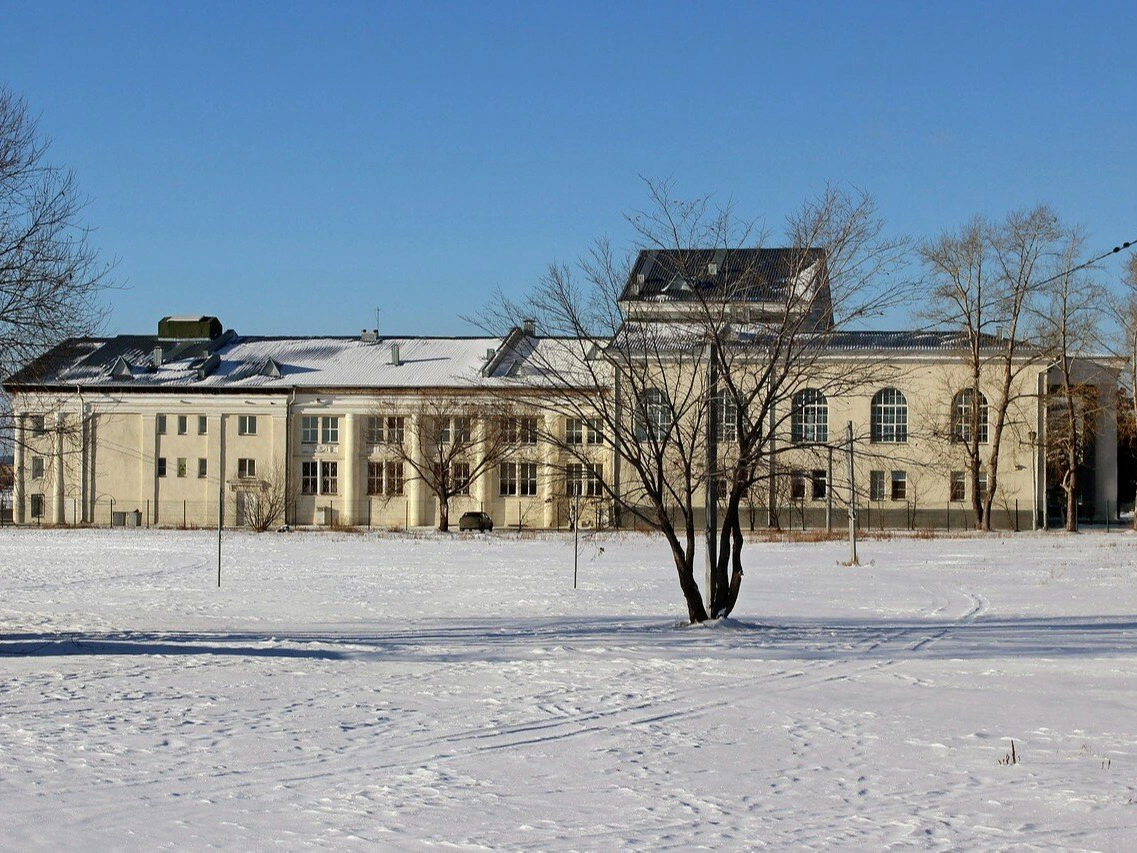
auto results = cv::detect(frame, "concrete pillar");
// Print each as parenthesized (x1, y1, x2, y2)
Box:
(342, 412, 356, 525)
(13, 414, 25, 524)
(53, 412, 66, 524)
(406, 413, 425, 527)
(542, 413, 558, 528)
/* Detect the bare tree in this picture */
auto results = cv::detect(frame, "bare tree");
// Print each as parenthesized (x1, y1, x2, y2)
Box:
(383, 398, 524, 531)
(920, 206, 1061, 529)
(1113, 254, 1137, 527)
(1, 86, 113, 446)
(473, 180, 910, 623)
(1035, 230, 1108, 531)
(237, 464, 295, 531)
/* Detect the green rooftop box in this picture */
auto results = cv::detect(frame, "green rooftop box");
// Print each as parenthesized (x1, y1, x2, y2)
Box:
(158, 315, 223, 339)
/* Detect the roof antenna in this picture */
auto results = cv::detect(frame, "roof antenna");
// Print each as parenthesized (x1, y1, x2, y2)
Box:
(375, 307, 381, 338)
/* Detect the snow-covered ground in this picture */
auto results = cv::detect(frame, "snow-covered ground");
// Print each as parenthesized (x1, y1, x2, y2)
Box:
(2, 528, 1137, 850)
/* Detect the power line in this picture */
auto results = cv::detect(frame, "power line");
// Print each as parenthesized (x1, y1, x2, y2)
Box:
(1033, 237, 1136, 289)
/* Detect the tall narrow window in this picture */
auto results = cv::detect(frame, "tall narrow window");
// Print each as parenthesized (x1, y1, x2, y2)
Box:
(156, 414, 167, 435)
(891, 470, 907, 501)
(177, 415, 188, 435)
(384, 461, 404, 495)
(31, 456, 44, 480)
(301, 461, 318, 494)
(950, 471, 966, 502)
(811, 469, 827, 500)
(715, 390, 739, 443)
(321, 416, 339, 444)
(301, 416, 319, 444)
(452, 462, 471, 495)
(198, 458, 208, 478)
(499, 462, 518, 496)
(638, 388, 672, 440)
(519, 462, 538, 496)
(320, 461, 338, 494)
(792, 389, 828, 444)
(566, 418, 584, 445)
(386, 416, 405, 443)
(566, 463, 584, 496)
(871, 388, 908, 443)
(952, 389, 989, 443)
(366, 416, 384, 444)
(869, 470, 885, 501)
(177, 458, 187, 478)
(198, 415, 208, 435)
(157, 457, 167, 478)
(367, 461, 384, 496)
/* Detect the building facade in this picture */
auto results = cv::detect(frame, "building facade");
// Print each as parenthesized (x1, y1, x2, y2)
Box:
(3, 252, 1121, 531)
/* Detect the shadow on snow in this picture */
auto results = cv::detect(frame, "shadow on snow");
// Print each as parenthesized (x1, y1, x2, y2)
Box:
(2, 614, 1137, 662)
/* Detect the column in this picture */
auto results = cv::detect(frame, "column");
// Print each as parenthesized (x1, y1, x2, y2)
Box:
(406, 413, 425, 527)
(542, 413, 558, 528)
(342, 412, 356, 526)
(13, 414, 25, 524)
(52, 412, 66, 524)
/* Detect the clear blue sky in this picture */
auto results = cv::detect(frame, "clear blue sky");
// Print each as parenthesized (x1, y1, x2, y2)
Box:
(3, 0, 1134, 337)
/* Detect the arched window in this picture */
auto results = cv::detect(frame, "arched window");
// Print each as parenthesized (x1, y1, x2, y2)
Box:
(871, 388, 908, 443)
(715, 389, 739, 443)
(791, 388, 828, 444)
(638, 388, 672, 440)
(952, 389, 989, 443)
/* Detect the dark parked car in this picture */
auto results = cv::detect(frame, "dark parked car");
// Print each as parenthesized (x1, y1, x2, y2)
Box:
(458, 511, 494, 532)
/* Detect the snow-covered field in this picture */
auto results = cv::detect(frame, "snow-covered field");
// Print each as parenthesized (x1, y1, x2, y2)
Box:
(2, 528, 1137, 850)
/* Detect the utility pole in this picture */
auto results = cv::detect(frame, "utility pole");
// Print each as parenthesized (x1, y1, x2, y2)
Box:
(704, 342, 719, 611)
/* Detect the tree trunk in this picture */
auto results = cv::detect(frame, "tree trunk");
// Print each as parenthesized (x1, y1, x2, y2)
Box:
(439, 497, 450, 532)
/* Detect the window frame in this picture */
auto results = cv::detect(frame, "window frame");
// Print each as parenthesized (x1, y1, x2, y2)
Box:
(237, 458, 257, 479)
(792, 388, 829, 444)
(952, 388, 990, 444)
(238, 415, 257, 436)
(871, 388, 908, 444)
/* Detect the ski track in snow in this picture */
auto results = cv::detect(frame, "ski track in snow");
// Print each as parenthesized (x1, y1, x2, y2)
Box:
(2, 528, 1137, 849)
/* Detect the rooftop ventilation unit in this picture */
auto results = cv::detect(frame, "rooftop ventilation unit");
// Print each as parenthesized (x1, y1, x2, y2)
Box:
(707, 262, 718, 276)
(522, 318, 536, 336)
(390, 343, 401, 366)
(361, 329, 378, 342)
(152, 346, 164, 368)
(158, 316, 223, 340)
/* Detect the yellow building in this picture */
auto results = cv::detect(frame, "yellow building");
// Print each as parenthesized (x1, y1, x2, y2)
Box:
(3, 250, 1120, 531)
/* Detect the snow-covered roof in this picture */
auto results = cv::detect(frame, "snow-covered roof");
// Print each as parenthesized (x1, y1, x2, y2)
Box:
(4, 332, 596, 393)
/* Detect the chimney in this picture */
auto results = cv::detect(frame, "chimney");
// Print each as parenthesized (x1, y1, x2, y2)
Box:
(522, 318, 536, 336)
(152, 345, 163, 367)
(390, 343, 401, 366)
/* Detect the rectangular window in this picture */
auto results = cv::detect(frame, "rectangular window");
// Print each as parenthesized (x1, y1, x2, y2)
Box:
(29, 414, 46, 436)
(320, 461, 338, 494)
(367, 461, 383, 496)
(177, 415, 188, 435)
(453, 416, 472, 444)
(321, 416, 339, 444)
(301, 416, 319, 444)
(198, 458, 208, 478)
(978, 471, 989, 501)
(586, 418, 604, 445)
(499, 462, 518, 496)
(385, 461, 404, 495)
(386, 416, 405, 443)
(157, 457, 167, 478)
(238, 458, 256, 479)
(198, 415, 208, 435)
(301, 461, 318, 495)
(950, 471, 966, 502)
(891, 470, 907, 501)
(519, 462, 538, 496)
(521, 418, 538, 445)
(238, 415, 257, 436)
(366, 416, 384, 444)
(566, 418, 584, 445)
(869, 470, 885, 502)
(31, 456, 44, 480)
(30, 493, 45, 518)
(451, 462, 471, 495)
(811, 469, 827, 500)
(156, 414, 167, 435)
(586, 463, 603, 497)
(566, 463, 584, 496)
(790, 470, 806, 500)
(177, 458, 187, 478)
